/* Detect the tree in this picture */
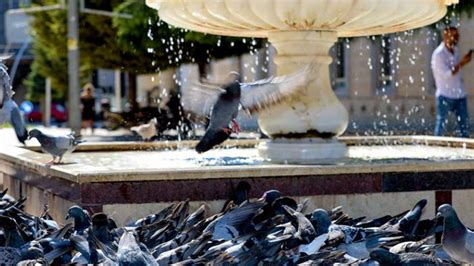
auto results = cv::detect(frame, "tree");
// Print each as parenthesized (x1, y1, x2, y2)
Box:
(448, 1, 474, 16)
(113, 0, 263, 77)
(26, 0, 263, 105)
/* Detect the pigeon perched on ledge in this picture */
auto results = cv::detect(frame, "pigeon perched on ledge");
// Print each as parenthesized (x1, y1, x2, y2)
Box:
(182, 64, 314, 153)
(0, 61, 27, 144)
(28, 129, 84, 164)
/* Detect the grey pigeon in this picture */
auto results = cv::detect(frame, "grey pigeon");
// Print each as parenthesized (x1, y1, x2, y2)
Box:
(66, 205, 91, 235)
(437, 204, 474, 264)
(182, 64, 313, 153)
(206, 201, 265, 241)
(194, 80, 241, 153)
(117, 231, 158, 266)
(0, 62, 27, 144)
(28, 129, 84, 164)
(370, 248, 444, 265)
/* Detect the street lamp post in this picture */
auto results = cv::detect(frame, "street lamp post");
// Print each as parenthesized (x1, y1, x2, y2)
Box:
(67, 0, 81, 133)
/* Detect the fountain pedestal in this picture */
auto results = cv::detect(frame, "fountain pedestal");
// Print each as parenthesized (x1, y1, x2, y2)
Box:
(258, 31, 349, 162)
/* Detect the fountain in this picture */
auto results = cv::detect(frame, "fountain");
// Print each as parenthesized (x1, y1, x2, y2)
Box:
(146, 0, 456, 162)
(4, 0, 474, 227)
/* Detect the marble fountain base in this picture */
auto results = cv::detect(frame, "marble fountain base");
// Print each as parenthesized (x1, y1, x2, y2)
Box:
(2, 136, 474, 226)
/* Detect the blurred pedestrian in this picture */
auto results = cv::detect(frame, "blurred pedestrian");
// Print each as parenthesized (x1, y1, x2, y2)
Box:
(431, 26, 472, 137)
(80, 83, 96, 134)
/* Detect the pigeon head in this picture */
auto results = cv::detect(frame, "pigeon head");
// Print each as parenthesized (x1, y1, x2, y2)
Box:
(437, 204, 456, 219)
(310, 209, 331, 235)
(66, 206, 91, 232)
(92, 213, 109, 227)
(223, 81, 241, 97)
(28, 129, 43, 140)
(236, 181, 251, 193)
(437, 204, 464, 231)
(260, 190, 282, 204)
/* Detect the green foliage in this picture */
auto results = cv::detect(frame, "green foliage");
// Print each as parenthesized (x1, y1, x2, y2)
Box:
(448, 0, 474, 16)
(26, 0, 263, 99)
(113, 0, 263, 73)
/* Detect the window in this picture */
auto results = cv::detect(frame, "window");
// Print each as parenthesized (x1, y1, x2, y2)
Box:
(377, 36, 394, 94)
(330, 41, 349, 96)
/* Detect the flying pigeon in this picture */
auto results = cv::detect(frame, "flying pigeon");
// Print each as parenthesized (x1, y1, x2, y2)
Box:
(130, 118, 158, 141)
(0, 61, 27, 144)
(437, 204, 474, 264)
(182, 64, 313, 153)
(28, 129, 84, 164)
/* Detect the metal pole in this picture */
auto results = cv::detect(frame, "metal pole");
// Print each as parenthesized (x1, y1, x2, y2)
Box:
(114, 69, 122, 112)
(67, 0, 81, 133)
(45, 78, 51, 127)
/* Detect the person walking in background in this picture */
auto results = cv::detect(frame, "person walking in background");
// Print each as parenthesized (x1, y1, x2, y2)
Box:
(80, 83, 96, 134)
(432, 26, 472, 138)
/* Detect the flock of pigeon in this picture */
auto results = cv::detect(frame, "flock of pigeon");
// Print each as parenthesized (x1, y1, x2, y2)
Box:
(0, 182, 473, 265)
(3, 57, 474, 265)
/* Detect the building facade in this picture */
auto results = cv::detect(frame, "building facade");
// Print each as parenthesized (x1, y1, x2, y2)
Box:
(123, 12, 474, 136)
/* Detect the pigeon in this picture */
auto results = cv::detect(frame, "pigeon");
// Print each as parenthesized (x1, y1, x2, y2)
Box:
(221, 181, 251, 212)
(66, 206, 91, 235)
(0, 62, 27, 144)
(182, 64, 313, 153)
(194, 80, 241, 153)
(309, 208, 332, 236)
(28, 129, 84, 164)
(437, 204, 474, 264)
(370, 248, 444, 265)
(389, 236, 435, 254)
(117, 231, 158, 266)
(206, 201, 265, 241)
(130, 118, 158, 141)
(91, 213, 117, 246)
(398, 199, 427, 236)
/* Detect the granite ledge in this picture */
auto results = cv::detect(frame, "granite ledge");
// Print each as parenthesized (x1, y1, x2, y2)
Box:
(1, 136, 474, 184)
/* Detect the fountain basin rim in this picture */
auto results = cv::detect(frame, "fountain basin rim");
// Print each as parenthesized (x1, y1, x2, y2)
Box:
(147, 0, 451, 38)
(21, 135, 474, 152)
(1, 135, 474, 185)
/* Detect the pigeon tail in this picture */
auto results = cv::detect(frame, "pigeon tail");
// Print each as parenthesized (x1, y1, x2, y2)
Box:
(74, 139, 86, 146)
(195, 129, 231, 153)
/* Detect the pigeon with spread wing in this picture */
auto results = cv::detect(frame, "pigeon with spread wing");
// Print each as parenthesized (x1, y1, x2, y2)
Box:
(182, 64, 313, 153)
(0, 59, 27, 144)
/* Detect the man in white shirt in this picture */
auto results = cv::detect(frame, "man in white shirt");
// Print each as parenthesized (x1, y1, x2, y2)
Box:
(431, 27, 472, 137)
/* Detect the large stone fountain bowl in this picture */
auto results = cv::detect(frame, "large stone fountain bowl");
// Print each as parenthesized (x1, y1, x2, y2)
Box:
(147, 0, 454, 38)
(146, 0, 456, 162)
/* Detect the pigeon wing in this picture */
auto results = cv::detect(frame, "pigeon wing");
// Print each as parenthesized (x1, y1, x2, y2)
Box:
(9, 102, 27, 144)
(58, 136, 74, 150)
(0, 64, 12, 108)
(181, 83, 222, 125)
(465, 229, 474, 254)
(240, 64, 313, 114)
